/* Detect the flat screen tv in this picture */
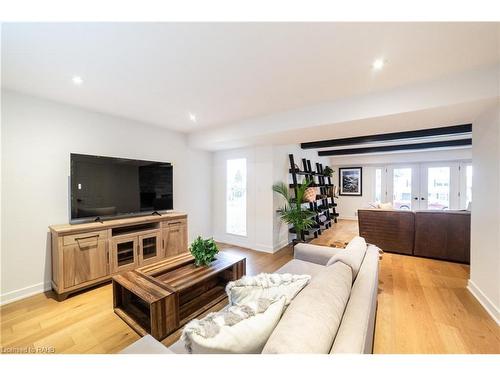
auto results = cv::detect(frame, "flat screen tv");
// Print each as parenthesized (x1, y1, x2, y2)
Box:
(70, 153, 173, 222)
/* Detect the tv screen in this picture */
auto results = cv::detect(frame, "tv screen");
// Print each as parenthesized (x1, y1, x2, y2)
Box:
(70, 154, 173, 221)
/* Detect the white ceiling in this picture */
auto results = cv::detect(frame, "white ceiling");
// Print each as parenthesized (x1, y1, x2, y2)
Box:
(2, 22, 499, 133)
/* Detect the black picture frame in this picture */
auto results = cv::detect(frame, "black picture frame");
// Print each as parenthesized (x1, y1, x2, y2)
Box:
(339, 167, 363, 196)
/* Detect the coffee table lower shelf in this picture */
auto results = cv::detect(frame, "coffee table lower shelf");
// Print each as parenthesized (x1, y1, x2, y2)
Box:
(112, 253, 246, 340)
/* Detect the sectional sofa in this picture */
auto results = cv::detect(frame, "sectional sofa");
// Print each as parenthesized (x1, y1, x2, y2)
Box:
(121, 236, 380, 354)
(358, 209, 470, 263)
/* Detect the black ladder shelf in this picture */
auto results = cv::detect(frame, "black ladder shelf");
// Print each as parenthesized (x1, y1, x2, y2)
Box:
(288, 154, 339, 242)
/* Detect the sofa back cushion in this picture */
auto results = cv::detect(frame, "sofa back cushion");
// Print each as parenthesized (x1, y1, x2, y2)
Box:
(326, 236, 367, 281)
(261, 261, 352, 354)
(330, 245, 380, 354)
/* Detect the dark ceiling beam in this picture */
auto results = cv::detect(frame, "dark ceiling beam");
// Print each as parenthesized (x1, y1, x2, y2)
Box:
(318, 138, 472, 157)
(301, 124, 472, 149)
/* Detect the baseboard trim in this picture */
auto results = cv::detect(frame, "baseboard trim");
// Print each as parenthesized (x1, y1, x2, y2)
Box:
(338, 216, 357, 221)
(0, 280, 52, 306)
(273, 239, 291, 252)
(467, 279, 500, 325)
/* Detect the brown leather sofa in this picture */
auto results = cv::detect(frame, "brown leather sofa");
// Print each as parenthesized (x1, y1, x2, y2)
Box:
(358, 209, 470, 264)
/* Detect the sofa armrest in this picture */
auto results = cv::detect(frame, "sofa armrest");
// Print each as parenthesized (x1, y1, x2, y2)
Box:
(294, 243, 342, 266)
(120, 335, 175, 354)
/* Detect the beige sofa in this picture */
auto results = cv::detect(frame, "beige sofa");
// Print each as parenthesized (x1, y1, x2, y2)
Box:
(121, 237, 380, 354)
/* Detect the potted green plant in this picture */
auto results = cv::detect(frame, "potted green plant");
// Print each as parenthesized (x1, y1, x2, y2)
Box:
(272, 180, 316, 242)
(189, 236, 219, 266)
(323, 166, 333, 177)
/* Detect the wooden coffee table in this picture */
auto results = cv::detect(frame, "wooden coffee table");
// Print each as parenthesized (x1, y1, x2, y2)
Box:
(112, 252, 246, 340)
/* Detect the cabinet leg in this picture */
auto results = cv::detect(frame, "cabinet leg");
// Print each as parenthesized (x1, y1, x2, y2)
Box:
(56, 292, 69, 302)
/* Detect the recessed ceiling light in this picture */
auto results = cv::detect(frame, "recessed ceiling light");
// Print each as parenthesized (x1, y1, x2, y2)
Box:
(189, 113, 197, 122)
(72, 76, 83, 85)
(372, 59, 385, 70)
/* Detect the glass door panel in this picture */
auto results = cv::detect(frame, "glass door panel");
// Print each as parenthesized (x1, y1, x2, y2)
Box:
(391, 167, 414, 210)
(117, 241, 135, 267)
(139, 232, 162, 265)
(426, 167, 451, 210)
(112, 236, 138, 273)
(420, 163, 460, 210)
(142, 237, 157, 259)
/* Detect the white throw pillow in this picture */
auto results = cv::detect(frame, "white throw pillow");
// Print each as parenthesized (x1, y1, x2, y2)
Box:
(226, 273, 311, 306)
(379, 202, 393, 210)
(182, 296, 286, 354)
(326, 236, 367, 281)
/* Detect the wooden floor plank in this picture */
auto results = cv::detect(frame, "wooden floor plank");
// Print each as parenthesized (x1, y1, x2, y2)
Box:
(1, 219, 499, 354)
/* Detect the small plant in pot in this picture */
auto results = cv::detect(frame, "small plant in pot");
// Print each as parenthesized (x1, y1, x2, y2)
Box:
(323, 166, 333, 177)
(189, 236, 219, 266)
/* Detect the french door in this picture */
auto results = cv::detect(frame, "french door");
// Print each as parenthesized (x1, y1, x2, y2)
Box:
(387, 163, 462, 210)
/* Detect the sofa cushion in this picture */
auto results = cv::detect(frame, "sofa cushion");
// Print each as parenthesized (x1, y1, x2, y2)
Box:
(262, 261, 352, 354)
(274, 258, 326, 277)
(182, 296, 286, 354)
(293, 243, 342, 265)
(326, 236, 367, 281)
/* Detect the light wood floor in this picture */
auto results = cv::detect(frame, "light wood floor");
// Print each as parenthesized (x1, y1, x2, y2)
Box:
(1, 220, 499, 354)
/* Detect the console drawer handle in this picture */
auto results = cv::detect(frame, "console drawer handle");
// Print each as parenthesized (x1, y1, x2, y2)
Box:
(75, 235, 100, 248)
(75, 234, 100, 242)
(168, 221, 181, 225)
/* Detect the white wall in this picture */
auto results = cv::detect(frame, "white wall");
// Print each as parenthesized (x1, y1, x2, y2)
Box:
(212, 144, 329, 252)
(212, 146, 274, 252)
(0, 90, 213, 304)
(331, 148, 472, 219)
(469, 104, 500, 324)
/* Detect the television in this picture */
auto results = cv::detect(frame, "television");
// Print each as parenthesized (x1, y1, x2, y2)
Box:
(70, 153, 173, 222)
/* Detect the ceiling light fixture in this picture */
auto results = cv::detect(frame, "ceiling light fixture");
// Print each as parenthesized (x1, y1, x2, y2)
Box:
(72, 76, 83, 85)
(189, 113, 197, 122)
(372, 58, 385, 70)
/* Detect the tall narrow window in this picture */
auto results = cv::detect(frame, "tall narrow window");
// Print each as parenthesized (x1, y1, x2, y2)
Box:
(375, 168, 382, 203)
(226, 158, 247, 236)
(466, 165, 473, 209)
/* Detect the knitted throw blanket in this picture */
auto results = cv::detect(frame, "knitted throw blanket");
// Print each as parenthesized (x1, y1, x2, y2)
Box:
(181, 297, 275, 352)
(181, 273, 311, 353)
(226, 272, 311, 306)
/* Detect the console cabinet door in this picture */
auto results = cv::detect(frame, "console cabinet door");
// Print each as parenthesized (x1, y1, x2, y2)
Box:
(111, 236, 139, 273)
(139, 231, 163, 266)
(63, 239, 108, 289)
(163, 222, 188, 257)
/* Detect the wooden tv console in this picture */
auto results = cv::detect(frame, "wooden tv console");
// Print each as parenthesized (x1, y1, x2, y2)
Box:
(49, 212, 188, 301)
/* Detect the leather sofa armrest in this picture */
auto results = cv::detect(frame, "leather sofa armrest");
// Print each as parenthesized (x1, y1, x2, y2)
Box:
(294, 243, 342, 266)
